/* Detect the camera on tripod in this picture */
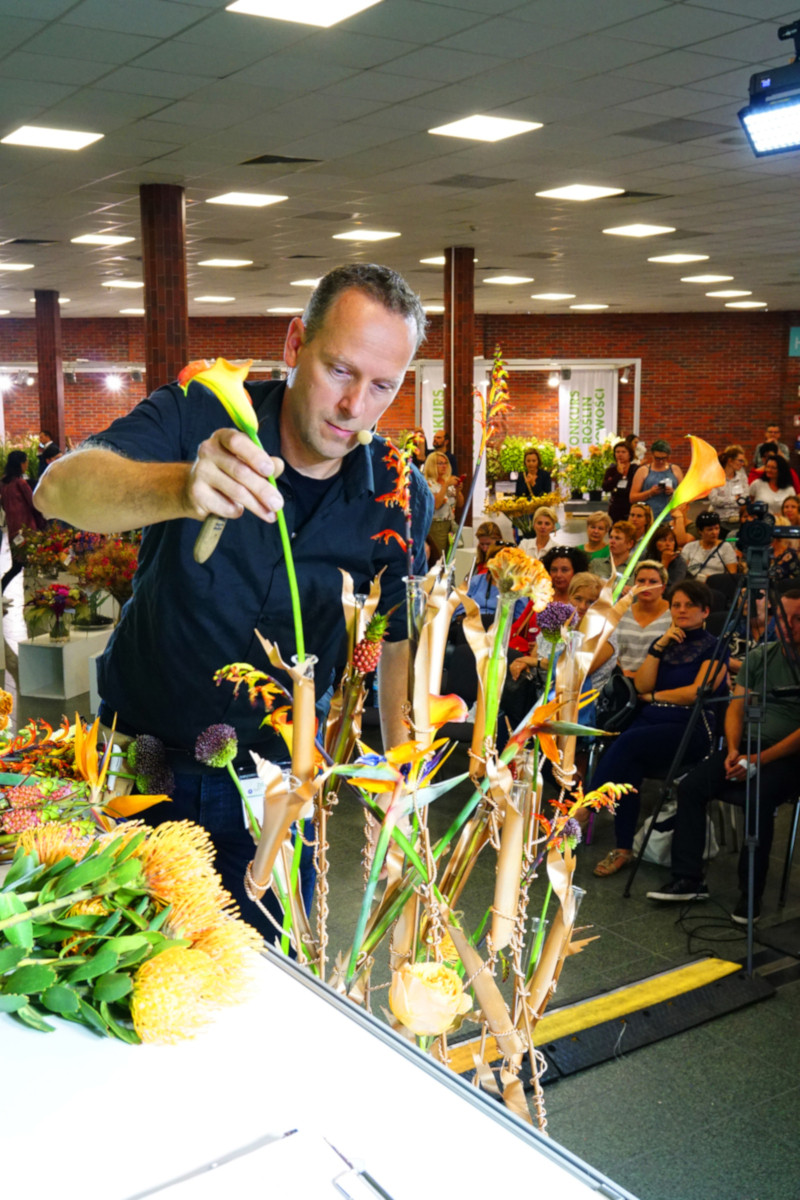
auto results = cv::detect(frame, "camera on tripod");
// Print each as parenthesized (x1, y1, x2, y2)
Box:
(736, 496, 800, 575)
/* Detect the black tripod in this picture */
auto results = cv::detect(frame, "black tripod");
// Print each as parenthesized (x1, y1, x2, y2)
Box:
(624, 505, 800, 976)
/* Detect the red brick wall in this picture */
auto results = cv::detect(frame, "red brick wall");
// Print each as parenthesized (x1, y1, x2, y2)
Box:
(2, 310, 799, 466)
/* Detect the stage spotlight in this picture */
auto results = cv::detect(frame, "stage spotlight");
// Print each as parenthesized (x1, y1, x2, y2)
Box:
(620, 366, 630, 384)
(739, 20, 800, 155)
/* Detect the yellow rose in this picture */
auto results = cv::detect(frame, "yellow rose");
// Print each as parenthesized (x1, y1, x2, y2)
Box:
(389, 961, 472, 1036)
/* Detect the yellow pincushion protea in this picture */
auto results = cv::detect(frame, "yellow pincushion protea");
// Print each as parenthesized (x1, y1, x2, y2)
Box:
(17, 821, 90, 866)
(389, 961, 471, 1037)
(191, 919, 263, 1004)
(134, 820, 239, 937)
(131, 946, 219, 1044)
(487, 547, 554, 609)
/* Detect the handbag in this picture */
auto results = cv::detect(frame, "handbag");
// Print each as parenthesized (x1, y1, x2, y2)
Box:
(633, 798, 720, 865)
(595, 670, 640, 734)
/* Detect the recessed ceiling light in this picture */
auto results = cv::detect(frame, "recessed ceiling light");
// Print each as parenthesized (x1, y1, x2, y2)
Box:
(268, 306, 304, 314)
(648, 253, 709, 264)
(333, 230, 400, 242)
(226, 0, 382, 28)
(101, 279, 143, 289)
(603, 224, 675, 237)
(1, 125, 103, 151)
(420, 256, 445, 266)
(194, 295, 236, 303)
(198, 258, 253, 267)
(0, 262, 34, 271)
(484, 275, 534, 285)
(725, 300, 767, 308)
(681, 274, 733, 284)
(120, 308, 145, 315)
(536, 184, 624, 201)
(29, 296, 69, 303)
(531, 292, 576, 300)
(706, 290, 751, 298)
(429, 115, 542, 142)
(570, 303, 609, 310)
(72, 233, 134, 246)
(290, 278, 321, 286)
(206, 192, 287, 207)
(424, 304, 445, 313)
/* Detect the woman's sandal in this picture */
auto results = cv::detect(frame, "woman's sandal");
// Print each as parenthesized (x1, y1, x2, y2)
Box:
(593, 849, 633, 877)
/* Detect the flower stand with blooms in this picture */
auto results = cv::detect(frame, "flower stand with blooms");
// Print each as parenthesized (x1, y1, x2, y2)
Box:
(74, 536, 140, 611)
(484, 493, 563, 540)
(23, 582, 90, 641)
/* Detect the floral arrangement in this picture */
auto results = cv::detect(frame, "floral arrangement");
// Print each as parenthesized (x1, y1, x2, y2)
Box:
(498, 435, 558, 477)
(484, 493, 563, 538)
(23, 582, 89, 638)
(73, 538, 139, 607)
(16, 527, 73, 577)
(0, 821, 262, 1043)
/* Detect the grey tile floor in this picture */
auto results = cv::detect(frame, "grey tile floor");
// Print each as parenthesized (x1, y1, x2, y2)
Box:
(4, 562, 799, 1200)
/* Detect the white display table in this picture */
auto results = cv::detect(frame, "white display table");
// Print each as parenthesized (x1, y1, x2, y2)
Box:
(0, 952, 635, 1200)
(18, 627, 113, 700)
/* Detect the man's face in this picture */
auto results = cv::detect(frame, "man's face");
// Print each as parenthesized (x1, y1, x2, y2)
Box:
(780, 597, 800, 645)
(282, 288, 417, 475)
(433, 431, 446, 449)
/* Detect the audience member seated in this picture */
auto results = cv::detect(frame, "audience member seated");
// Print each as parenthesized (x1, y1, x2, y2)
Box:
(581, 511, 611, 562)
(748, 443, 800, 491)
(646, 525, 688, 588)
(472, 521, 507, 578)
(630, 438, 684, 519)
(615, 560, 672, 675)
(542, 544, 590, 602)
(629, 502, 653, 547)
(604, 441, 635, 522)
(591, 579, 729, 877)
(589, 520, 635, 584)
(423, 450, 463, 562)
(769, 516, 800, 580)
(748, 454, 795, 516)
(753, 422, 790, 467)
(519, 506, 558, 561)
(707, 444, 748, 529)
(647, 590, 800, 922)
(514, 446, 553, 498)
(680, 511, 737, 581)
(781, 494, 800, 525)
(719, 586, 776, 675)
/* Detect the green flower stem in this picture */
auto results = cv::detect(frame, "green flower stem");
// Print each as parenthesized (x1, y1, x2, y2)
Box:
(543, 639, 558, 701)
(225, 761, 260, 843)
(445, 446, 486, 569)
(280, 818, 305, 955)
(611, 498, 676, 602)
(483, 593, 514, 747)
(0, 887, 99, 930)
(271, 488, 305, 663)
(347, 819, 394, 986)
(526, 879, 552, 982)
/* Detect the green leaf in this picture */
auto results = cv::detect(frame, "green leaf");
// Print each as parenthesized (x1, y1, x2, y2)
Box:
(119, 906, 148, 931)
(65, 947, 119, 984)
(111, 828, 147, 863)
(116, 944, 153, 970)
(0, 945, 26, 973)
(41, 984, 81, 1015)
(53, 852, 113, 898)
(93, 973, 133, 1004)
(149, 905, 171, 932)
(96, 910, 123, 937)
(11, 1004, 55, 1033)
(3, 963, 57, 994)
(2, 849, 37, 889)
(51, 914, 104, 931)
(99, 1000, 139, 1044)
(104, 934, 148, 955)
(0, 893, 33, 950)
(0, 993, 28, 1012)
(77, 997, 110, 1038)
(108, 860, 143, 889)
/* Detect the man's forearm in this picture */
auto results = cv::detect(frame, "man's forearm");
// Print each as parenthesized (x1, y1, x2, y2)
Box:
(35, 448, 193, 532)
(378, 640, 410, 750)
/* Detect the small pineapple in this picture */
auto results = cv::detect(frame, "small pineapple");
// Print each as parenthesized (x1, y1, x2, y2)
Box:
(352, 610, 390, 676)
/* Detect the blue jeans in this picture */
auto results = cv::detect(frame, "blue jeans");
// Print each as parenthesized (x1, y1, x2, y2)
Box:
(141, 770, 316, 946)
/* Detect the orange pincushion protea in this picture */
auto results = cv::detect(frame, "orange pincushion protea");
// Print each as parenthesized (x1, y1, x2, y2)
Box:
(17, 821, 90, 866)
(131, 946, 219, 1044)
(488, 547, 554, 609)
(134, 821, 239, 937)
(191, 919, 263, 1003)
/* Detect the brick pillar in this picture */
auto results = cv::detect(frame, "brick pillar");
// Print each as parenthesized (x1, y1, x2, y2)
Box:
(34, 289, 65, 448)
(139, 183, 189, 390)
(443, 247, 475, 522)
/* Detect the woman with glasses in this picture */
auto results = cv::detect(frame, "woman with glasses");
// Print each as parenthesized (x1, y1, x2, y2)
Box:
(631, 438, 684, 519)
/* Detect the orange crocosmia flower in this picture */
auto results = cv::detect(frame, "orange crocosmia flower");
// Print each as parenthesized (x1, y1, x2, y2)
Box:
(371, 528, 407, 550)
(179, 356, 259, 445)
(429, 693, 469, 728)
(672, 435, 726, 507)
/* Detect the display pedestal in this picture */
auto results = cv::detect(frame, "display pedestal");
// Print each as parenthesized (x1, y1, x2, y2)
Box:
(18, 628, 113, 700)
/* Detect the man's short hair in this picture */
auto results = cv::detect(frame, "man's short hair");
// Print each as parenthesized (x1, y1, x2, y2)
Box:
(302, 263, 427, 352)
(782, 588, 800, 602)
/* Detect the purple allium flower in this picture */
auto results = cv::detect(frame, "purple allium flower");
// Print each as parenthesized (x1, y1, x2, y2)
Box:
(194, 723, 238, 768)
(537, 601, 577, 643)
(563, 817, 582, 846)
(127, 734, 174, 795)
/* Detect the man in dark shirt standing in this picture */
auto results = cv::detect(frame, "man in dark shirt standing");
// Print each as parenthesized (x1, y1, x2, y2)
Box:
(433, 429, 458, 475)
(36, 263, 433, 940)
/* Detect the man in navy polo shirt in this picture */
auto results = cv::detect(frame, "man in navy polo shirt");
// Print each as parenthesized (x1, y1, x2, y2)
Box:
(36, 263, 433, 940)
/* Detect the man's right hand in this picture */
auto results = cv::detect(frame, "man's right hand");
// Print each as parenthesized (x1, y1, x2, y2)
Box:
(186, 429, 285, 524)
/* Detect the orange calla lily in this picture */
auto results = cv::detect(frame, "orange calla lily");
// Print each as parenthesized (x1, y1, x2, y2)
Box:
(178, 356, 259, 445)
(429, 693, 470, 729)
(671, 435, 725, 507)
